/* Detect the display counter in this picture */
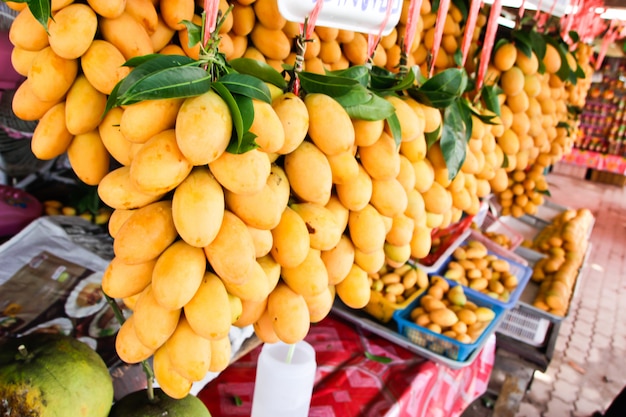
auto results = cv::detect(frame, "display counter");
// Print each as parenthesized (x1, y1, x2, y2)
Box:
(197, 313, 495, 417)
(562, 148, 626, 175)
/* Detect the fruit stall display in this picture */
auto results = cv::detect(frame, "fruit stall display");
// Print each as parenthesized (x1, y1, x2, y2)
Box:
(0, 0, 602, 408)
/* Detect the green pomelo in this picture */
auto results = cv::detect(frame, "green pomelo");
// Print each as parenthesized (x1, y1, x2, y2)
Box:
(109, 388, 212, 417)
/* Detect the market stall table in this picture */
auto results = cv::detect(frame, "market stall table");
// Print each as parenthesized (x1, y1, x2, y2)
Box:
(198, 313, 495, 417)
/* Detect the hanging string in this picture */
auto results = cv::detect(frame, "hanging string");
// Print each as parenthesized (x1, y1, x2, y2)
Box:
(475, 0, 502, 91)
(518, 0, 526, 20)
(429, 0, 452, 77)
(596, 20, 619, 71)
(403, 0, 424, 57)
(367, 0, 396, 66)
(460, 0, 484, 68)
(292, 0, 324, 96)
(203, 0, 220, 46)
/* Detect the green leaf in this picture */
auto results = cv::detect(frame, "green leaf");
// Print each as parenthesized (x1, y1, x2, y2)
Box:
(117, 54, 200, 97)
(370, 66, 417, 93)
(441, 100, 468, 180)
(333, 85, 374, 108)
(425, 125, 441, 150)
(25, 0, 51, 32)
(219, 73, 272, 103)
(385, 112, 402, 147)
(575, 65, 585, 79)
(180, 19, 203, 48)
(529, 31, 547, 61)
(408, 68, 467, 108)
(118, 67, 212, 104)
(537, 188, 551, 197)
(481, 85, 502, 117)
(233, 395, 243, 406)
(502, 153, 509, 169)
(365, 352, 392, 364)
(451, 0, 469, 23)
(512, 31, 533, 58)
(329, 65, 371, 87)
(212, 82, 259, 154)
(104, 82, 123, 115)
(297, 71, 360, 96)
(569, 31, 580, 43)
(544, 35, 573, 84)
(344, 93, 395, 121)
(453, 49, 463, 67)
(229, 58, 288, 90)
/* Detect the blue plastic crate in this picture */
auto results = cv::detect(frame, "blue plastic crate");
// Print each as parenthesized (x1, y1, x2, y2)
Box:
(428, 243, 533, 310)
(392, 291, 505, 361)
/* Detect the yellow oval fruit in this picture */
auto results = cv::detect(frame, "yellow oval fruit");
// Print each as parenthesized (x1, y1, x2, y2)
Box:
(336, 263, 370, 308)
(10, 46, 39, 77)
(184, 272, 232, 340)
(125, 0, 159, 34)
(267, 282, 311, 344)
(321, 235, 355, 285)
(304, 286, 335, 323)
(354, 246, 385, 273)
(99, 107, 133, 166)
(250, 25, 291, 60)
(172, 167, 224, 248)
(290, 202, 343, 251)
(248, 99, 285, 153)
(81, 40, 131, 95)
(47, 4, 97, 59)
(113, 200, 178, 264)
(370, 178, 408, 217)
(422, 182, 453, 215)
(165, 316, 212, 381)
(31, 102, 74, 160)
(225, 165, 290, 230)
(176, 90, 232, 165)
(153, 345, 192, 399)
(386, 213, 415, 247)
(348, 204, 387, 253)
(209, 336, 232, 373)
(150, 15, 177, 51)
(543, 43, 562, 74)
(11, 79, 61, 121)
(359, 132, 401, 180)
(222, 260, 271, 302)
(272, 92, 309, 154)
(115, 315, 155, 364)
(151, 240, 206, 310)
(270, 206, 310, 268)
(204, 211, 257, 285)
(284, 141, 332, 205)
(493, 42, 517, 72)
(67, 130, 110, 186)
(430, 308, 459, 328)
(100, 12, 154, 59)
(86, 0, 126, 18)
(353, 118, 385, 147)
(342, 32, 368, 64)
(234, 298, 267, 328)
(102, 257, 155, 299)
(98, 166, 164, 210)
(327, 151, 360, 184)
(65, 75, 108, 135)
(129, 129, 192, 195)
(160, 0, 194, 30)
(247, 226, 273, 258)
(232, 2, 256, 36)
(385, 96, 421, 142)
(281, 247, 329, 297)
(405, 188, 427, 226)
(335, 164, 373, 211)
(9, 7, 49, 51)
(133, 285, 181, 350)
(325, 195, 350, 231)
(108, 208, 135, 238)
(305, 93, 355, 156)
(28, 46, 78, 102)
(209, 149, 271, 195)
(120, 98, 184, 144)
(410, 225, 432, 259)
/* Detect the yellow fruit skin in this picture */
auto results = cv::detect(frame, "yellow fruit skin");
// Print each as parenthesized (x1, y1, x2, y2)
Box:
(321, 235, 355, 285)
(249, 99, 285, 153)
(65, 75, 108, 136)
(12, 79, 61, 121)
(203, 211, 257, 285)
(125, 0, 159, 34)
(9, 7, 49, 51)
(225, 164, 290, 230)
(423, 182, 453, 215)
(115, 315, 155, 364)
(165, 316, 212, 381)
(281, 248, 329, 298)
(354, 246, 385, 273)
(81, 40, 131, 95)
(253, 307, 280, 343)
(209, 336, 232, 373)
(370, 178, 409, 217)
(184, 272, 232, 340)
(410, 225, 432, 259)
(234, 298, 267, 328)
(223, 260, 271, 302)
(86, 0, 126, 18)
(28, 47, 78, 102)
(159, 0, 194, 30)
(304, 285, 335, 323)
(150, 15, 177, 51)
(175, 90, 232, 165)
(273, 92, 310, 154)
(335, 164, 373, 211)
(284, 141, 333, 205)
(172, 167, 224, 248)
(290, 202, 343, 251)
(120, 98, 184, 144)
(98, 166, 164, 210)
(129, 130, 192, 196)
(113, 200, 178, 264)
(250, 25, 291, 60)
(267, 282, 311, 344)
(327, 151, 360, 184)
(31, 102, 74, 160)
(209, 149, 271, 195)
(67, 130, 111, 186)
(48, 4, 97, 59)
(348, 204, 387, 254)
(133, 285, 182, 350)
(385, 96, 421, 142)
(248, 226, 273, 258)
(271, 206, 311, 268)
(336, 264, 370, 309)
(108, 208, 135, 238)
(359, 132, 401, 180)
(99, 107, 133, 166)
(151, 241, 206, 310)
(305, 93, 355, 156)
(353, 118, 385, 147)
(99, 11, 154, 60)
(153, 345, 192, 399)
(102, 257, 155, 299)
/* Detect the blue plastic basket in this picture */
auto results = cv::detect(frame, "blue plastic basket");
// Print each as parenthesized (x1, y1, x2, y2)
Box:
(428, 242, 533, 310)
(393, 291, 505, 361)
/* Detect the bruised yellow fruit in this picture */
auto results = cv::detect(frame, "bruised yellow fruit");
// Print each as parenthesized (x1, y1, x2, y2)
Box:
(115, 315, 155, 364)
(305, 93, 355, 156)
(67, 130, 110, 186)
(358, 132, 401, 180)
(102, 257, 155, 299)
(321, 235, 355, 285)
(120, 98, 183, 144)
(270, 206, 310, 268)
(65, 75, 108, 135)
(267, 282, 311, 344)
(98, 166, 164, 210)
(81, 40, 131, 95)
(184, 272, 232, 340)
(113, 200, 178, 264)
(176, 90, 232, 165)
(225, 164, 290, 230)
(204, 211, 257, 285)
(31, 102, 74, 161)
(290, 202, 343, 251)
(165, 316, 212, 381)
(348, 204, 387, 253)
(336, 264, 370, 308)
(209, 149, 270, 195)
(284, 141, 332, 205)
(153, 345, 192, 399)
(133, 285, 181, 350)
(172, 167, 224, 247)
(281, 247, 329, 298)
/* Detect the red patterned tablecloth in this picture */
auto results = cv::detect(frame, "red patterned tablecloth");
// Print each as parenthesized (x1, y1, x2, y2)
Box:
(562, 148, 626, 175)
(198, 314, 495, 417)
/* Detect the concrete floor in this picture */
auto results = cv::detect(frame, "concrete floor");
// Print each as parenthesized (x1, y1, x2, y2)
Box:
(463, 165, 626, 417)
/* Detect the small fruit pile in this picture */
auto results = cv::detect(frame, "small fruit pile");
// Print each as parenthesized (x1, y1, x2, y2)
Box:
(368, 263, 429, 305)
(407, 276, 496, 344)
(43, 199, 113, 225)
(442, 240, 519, 302)
(497, 165, 549, 218)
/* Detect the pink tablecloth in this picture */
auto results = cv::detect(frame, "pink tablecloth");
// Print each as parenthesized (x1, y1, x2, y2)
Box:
(198, 314, 495, 417)
(562, 148, 626, 175)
